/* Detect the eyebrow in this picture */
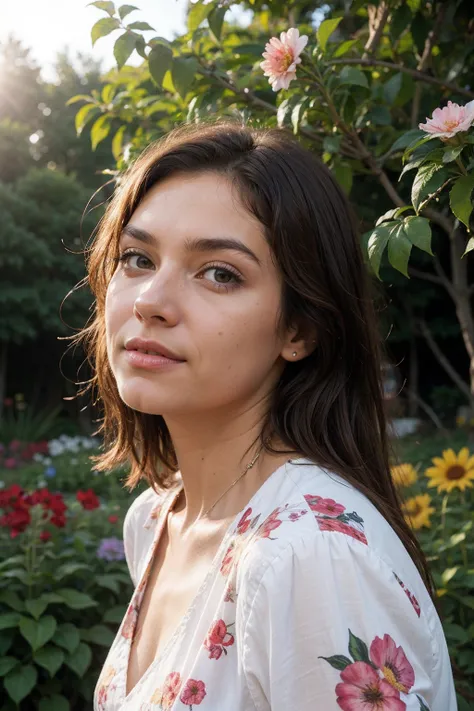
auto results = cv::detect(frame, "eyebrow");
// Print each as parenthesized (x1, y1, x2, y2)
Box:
(120, 224, 262, 268)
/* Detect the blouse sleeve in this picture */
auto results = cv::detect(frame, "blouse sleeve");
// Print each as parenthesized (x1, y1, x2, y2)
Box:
(240, 531, 440, 711)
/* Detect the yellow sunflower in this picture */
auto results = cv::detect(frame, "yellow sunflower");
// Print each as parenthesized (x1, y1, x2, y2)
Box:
(402, 494, 435, 530)
(390, 463, 418, 488)
(425, 447, 474, 493)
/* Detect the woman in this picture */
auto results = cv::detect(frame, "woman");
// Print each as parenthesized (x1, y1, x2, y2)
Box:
(81, 120, 457, 710)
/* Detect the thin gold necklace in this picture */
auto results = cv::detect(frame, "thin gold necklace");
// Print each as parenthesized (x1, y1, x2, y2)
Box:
(171, 437, 271, 522)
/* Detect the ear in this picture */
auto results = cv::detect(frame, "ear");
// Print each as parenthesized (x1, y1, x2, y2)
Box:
(281, 324, 318, 363)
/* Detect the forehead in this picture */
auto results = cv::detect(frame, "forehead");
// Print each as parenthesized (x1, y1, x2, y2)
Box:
(129, 172, 264, 241)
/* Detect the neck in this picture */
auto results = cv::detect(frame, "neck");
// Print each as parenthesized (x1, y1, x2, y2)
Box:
(164, 419, 297, 532)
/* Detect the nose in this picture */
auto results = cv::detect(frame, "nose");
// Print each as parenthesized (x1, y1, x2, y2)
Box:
(133, 269, 180, 324)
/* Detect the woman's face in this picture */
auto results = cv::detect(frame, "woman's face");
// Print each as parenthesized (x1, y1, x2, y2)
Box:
(105, 171, 291, 418)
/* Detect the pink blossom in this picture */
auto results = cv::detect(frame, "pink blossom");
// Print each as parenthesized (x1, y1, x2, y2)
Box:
(419, 99, 474, 139)
(306, 495, 346, 517)
(336, 661, 405, 711)
(260, 28, 308, 91)
(317, 517, 368, 545)
(179, 678, 206, 706)
(370, 633, 415, 693)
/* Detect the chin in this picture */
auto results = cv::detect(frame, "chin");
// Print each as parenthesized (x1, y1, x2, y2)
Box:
(116, 379, 167, 415)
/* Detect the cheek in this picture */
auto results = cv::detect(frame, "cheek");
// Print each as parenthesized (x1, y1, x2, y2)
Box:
(105, 278, 133, 350)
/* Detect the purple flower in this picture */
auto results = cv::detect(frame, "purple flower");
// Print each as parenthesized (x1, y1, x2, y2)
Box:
(44, 466, 57, 478)
(97, 537, 125, 561)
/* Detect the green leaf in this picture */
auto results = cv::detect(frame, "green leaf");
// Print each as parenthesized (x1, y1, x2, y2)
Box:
(332, 159, 353, 196)
(208, 6, 226, 42)
(91, 17, 120, 46)
(172, 57, 198, 99)
(411, 164, 447, 213)
(442, 145, 464, 163)
(118, 4, 138, 20)
(66, 94, 94, 106)
(332, 39, 357, 58)
(39, 695, 70, 711)
(318, 653, 352, 670)
(114, 31, 137, 68)
(399, 147, 444, 180)
(188, 1, 214, 32)
(291, 99, 309, 135)
(390, 3, 412, 39)
(33, 645, 65, 677)
(338, 66, 369, 89)
(387, 222, 413, 277)
(112, 125, 127, 161)
(19, 615, 57, 652)
(365, 106, 391, 126)
(75, 104, 99, 135)
(90, 114, 111, 151)
(450, 174, 474, 229)
(390, 129, 426, 154)
(148, 43, 173, 88)
(101, 84, 115, 103)
(52, 623, 81, 654)
(402, 216, 433, 255)
(88, 1, 115, 14)
(127, 21, 154, 31)
(376, 206, 412, 225)
(0, 657, 19, 677)
(366, 223, 393, 278)
(103, 605, 127, 624)
(317, 17, 342, 54)
(96, 574, 121, 594)
(348, 629, 371, 663)
(65, 642, 92, 678)
(383, 72, 402, 104)
(0, 612, 21, 630)
(463, 237, 474, 257)
(0, 590, 24, 612)
(81, 624, 115, 646)
(55, 588, 99, 610)
(4, 664, 37, 704)
(417, 695, 431, 711)
(402, 134, 436, 162)
(25, 598, 48, 620)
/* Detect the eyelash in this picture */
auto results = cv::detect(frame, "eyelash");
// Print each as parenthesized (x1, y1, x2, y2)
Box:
(112, 249, 244, 292)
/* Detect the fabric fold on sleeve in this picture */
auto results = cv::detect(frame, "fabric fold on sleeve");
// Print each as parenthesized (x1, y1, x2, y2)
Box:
(241, 531, 447, 711)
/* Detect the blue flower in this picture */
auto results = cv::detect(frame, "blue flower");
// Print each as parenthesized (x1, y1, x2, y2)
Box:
(97, 537, 125, 562)
(44, 466, 57, 478)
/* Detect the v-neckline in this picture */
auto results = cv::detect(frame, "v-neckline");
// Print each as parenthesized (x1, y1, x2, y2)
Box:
(122, 456, 307, 705)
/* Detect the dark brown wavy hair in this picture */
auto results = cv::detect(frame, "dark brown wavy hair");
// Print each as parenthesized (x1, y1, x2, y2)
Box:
(72, 118, 436, 601)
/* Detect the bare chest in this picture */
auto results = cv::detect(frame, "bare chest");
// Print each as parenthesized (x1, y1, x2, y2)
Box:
(125, 523, 225, 698)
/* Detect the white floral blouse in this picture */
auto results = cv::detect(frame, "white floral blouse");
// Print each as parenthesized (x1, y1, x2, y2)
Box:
(94, 457, 458, 711)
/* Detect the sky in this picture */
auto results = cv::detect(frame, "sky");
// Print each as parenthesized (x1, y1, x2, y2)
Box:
(0, 0, 206, 79)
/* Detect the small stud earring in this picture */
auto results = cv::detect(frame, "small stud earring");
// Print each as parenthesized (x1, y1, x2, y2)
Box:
(292, 351, 297, 357)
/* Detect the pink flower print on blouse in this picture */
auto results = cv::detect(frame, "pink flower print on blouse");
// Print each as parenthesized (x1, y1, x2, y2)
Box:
(144, 501, 163, 530)
(121, 601, 138, 639)
(306, 495, 346, 517)
(204, 619, 235, 659)
(370, 634, 415, 694)
(320, 629, 429, 711)
(393, 573, 421, 618)
(179, 678, 207, 707)
(150, 671, 182, 708)
(336, 661, 405, 711)
(96, 665, 117, 710)
(304, 494, 368, 545)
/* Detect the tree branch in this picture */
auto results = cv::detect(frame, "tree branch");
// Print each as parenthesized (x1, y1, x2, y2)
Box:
(329, 58, 474, 100)
(363, 3, 390, 59)
(417, 318, 471, 401)
(411, 3, 446, 127)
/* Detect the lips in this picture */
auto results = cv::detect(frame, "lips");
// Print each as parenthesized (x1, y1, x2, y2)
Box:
(124, 337, 185, 361)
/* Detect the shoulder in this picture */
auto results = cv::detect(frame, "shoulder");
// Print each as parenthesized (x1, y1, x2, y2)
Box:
(235, 459, 439, 640)
(122, 484, 175, 586)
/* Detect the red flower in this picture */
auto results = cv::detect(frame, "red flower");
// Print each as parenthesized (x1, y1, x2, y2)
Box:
(4, 457, 18, 469)
(9, 439, 22, 452)
(40, 530, 52, 542)
(76, 489, 100, 510)
(0, 485, 67, 538)
(204, 619, 235, 659)
(0, 484, 24, 508)
(108, 515, 118, 524)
